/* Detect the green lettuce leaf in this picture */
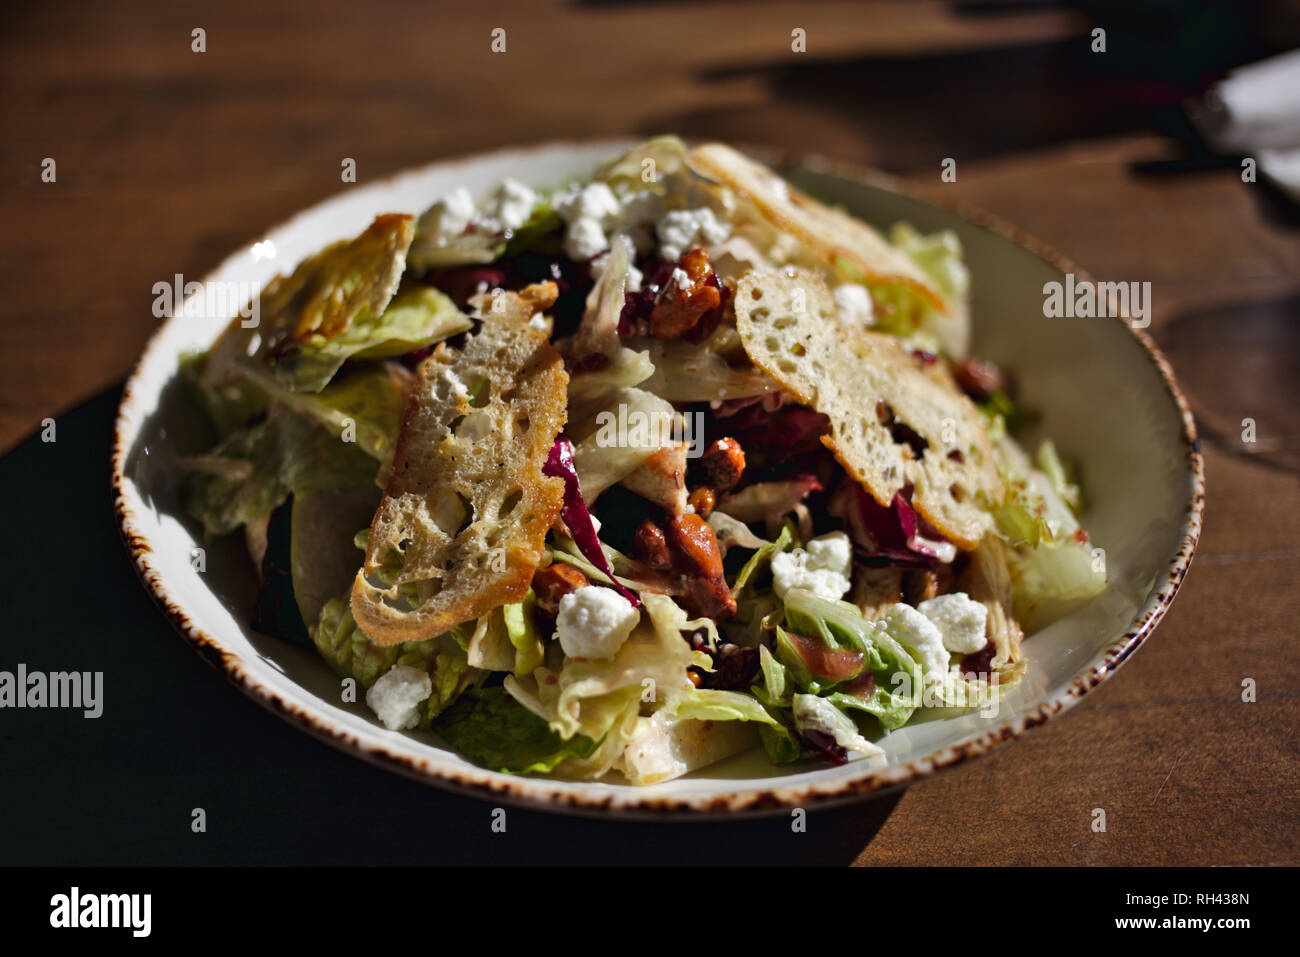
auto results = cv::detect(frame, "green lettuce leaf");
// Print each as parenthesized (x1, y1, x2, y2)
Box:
(202, 214, 414, 393)
(238, 359, 411, 463)
(179, 351, 266, 439)
(759, 723, 803, 764)
(594, 135, 693, 193)
(665, 686, 798, 765)
(781, 589, 922, 731)
(883, 223, 971, 358)
(751, 644, 791, 708)
(667, 687, 787, 730)
(313, 594, 402, 689)
(501, 593, 711, 779)
(731, 523, 793, 598)
(180, 405, 378, 536)
(1036, 439, 1083, 514)
(267, 283, 470, 392)
(435, 686, 598, 775)
(991, 436, 1106, 629)
(290, 486, 380, 634)
(313, 595, 477, 722)
(503, 593, 545, 677)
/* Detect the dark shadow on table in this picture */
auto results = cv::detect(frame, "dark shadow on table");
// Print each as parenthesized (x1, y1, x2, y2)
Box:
(633, 3, 1273, 174)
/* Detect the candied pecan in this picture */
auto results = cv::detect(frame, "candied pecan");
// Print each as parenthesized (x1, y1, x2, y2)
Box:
(649, 248, 722, 339)
(532, 563, 589, 615)
(664, 514, 736, 619)
(697, 437, 745, 492)
(664, 514, 725, 580)
(680, 575, 737, 620)
(633, 518, 673, 571)
(687, 486, 716, 518)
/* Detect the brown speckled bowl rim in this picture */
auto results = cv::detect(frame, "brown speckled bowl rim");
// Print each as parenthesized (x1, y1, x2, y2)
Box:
(111, 140, 1204, 820)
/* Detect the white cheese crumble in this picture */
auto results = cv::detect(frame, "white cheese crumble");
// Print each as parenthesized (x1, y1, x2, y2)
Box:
(833, 283, 875, 327)
(555, 585, 640, 659)
(556, 182, 623, 260)
(883, 603, 950, 684)
(479, 177, 536, 233)
(424, 186, 476, 244)
(918, 592, 989, 654)
(563, 217, 608, 261)
(365, 665, 433, 731)
(655, 207, 731, 261)
(771, 531, 853, 601)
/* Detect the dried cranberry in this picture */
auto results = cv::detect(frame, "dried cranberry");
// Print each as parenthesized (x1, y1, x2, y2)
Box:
(425, 266, 508, 308)
(840, 671, 876, 698)
(961, 642, 996, 679)
(618, 288, 657, 336)
(801, 729, 849, 766)
(701, 643, 760, 690)
(952, 357, 1007, 403)
(569, 352, 611, 374)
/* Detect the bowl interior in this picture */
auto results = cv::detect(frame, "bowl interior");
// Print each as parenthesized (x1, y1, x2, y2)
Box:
(114, 143, 1199, 814)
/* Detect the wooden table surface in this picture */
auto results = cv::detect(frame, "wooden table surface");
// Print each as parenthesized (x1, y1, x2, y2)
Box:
(3, 1, 1297, 864)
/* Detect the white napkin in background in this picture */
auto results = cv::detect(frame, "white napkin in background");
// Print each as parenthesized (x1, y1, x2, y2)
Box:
(1190, 48, 1300, 200)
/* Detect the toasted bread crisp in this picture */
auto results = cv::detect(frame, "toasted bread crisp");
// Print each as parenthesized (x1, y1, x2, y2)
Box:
(689, 144, 948, 314)
(734, 269, 1002, 549)
(350, 312, 569, 645)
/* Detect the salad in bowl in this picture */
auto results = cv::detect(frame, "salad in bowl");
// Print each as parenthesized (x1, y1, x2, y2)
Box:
(177, 138, 1107, 785)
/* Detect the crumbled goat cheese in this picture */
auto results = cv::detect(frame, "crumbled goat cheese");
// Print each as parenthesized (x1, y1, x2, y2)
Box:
(884, 603, 950, 683)
(563, 217, 608, 261)
(556, 586, 640, 659)
(556, 182, 623, 261)
(918, 592, 989, 654)
(424, 186, 476, 243)
(771, 531, 853, 601)
(479, 178, 537, 233)
(833, 283, 875, 327)
(366, 665, 433, 731)
(655, 207, 730, 261)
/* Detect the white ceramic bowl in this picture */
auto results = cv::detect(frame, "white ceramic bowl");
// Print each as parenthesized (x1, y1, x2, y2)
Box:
(113, 141, 1203, 817)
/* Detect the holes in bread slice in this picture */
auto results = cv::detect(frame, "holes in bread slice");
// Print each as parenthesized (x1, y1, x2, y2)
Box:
(734, 269, 1003, 549)
(351, 313, 569, 644)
